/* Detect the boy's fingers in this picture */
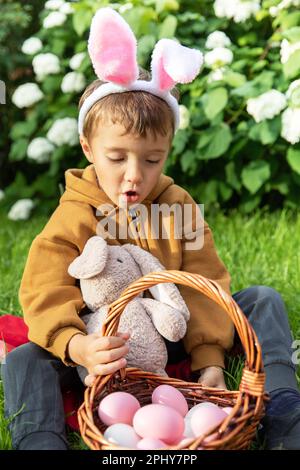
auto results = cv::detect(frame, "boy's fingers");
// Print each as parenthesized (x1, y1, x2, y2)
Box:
(93, 335, 128, 351)
(85, 374, 96, 387)
(92, 358, 127, 377)
(116, 331, 130, 340)
(95, 344, 129, 364)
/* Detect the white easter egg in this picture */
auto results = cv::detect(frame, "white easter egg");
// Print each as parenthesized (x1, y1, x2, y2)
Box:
(104, 423, 141, 448)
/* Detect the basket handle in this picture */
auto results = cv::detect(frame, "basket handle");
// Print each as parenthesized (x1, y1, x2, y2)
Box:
(101, 270, 265, 398)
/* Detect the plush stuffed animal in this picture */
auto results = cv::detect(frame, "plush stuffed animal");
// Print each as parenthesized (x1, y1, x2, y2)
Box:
(68, 236, 190, 382)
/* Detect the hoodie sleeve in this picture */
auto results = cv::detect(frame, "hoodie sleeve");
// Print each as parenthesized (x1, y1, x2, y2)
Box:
(18, 202, 96, 365)
(178, 193, 235, 371)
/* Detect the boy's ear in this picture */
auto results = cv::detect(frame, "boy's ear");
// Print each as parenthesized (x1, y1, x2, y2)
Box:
(80, 135, 93, 163)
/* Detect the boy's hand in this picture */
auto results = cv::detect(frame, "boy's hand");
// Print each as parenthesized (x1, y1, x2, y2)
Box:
(68, 331, 130, 387)
(197, 366, 227, 390)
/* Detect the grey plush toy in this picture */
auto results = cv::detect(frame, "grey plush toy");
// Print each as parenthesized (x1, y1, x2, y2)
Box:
(68, 236, 190, 382)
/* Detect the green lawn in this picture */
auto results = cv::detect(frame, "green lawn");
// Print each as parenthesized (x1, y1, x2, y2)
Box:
(0, 207, 299, 449)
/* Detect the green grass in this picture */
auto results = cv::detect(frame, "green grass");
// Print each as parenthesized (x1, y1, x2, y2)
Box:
(0, 207, 299, 449)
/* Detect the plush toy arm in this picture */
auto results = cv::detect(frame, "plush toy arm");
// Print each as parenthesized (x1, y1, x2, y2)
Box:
(82, 305, 109, 335)
(138, 297, 187, 342)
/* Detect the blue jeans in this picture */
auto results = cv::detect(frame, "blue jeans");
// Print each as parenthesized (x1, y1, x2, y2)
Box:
(1, 285, 298, 449)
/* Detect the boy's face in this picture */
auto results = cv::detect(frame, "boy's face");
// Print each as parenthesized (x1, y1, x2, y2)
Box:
(80, 121, 171, 207)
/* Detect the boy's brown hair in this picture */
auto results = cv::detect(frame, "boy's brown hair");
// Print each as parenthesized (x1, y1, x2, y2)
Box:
(78, 67, 180, 142)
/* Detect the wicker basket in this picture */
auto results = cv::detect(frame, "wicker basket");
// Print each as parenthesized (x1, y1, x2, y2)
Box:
(78, 270, 268, 450)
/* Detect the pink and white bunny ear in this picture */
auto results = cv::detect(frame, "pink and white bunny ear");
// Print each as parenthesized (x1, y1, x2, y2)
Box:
(88, 7, 139, 87)
(151, 39, 203, 92)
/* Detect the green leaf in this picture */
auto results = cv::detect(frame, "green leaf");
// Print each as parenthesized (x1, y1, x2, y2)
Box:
(223, 71, 246, 88)
(232, 71, 274, 98)
(249, 117, 281, 145)
(172, 129, 189, 155)
(72, 9, 93, 37)
(180, 150, 196, 173)
(203, 87, 228, 121)
(137, 35, 156, 64)
(251, 60, 268, 72)
(199, 180, 218, 203)
(239, 194, 261, 213)
(158, 15, 177, 39)
(287, 147, 300, 175)
(155, 0, 179, 14)
(9, 138, 29, 161)
(197, 124, 232, 159)
(51, 38, 66, 56)
(225, 161, 242, 191)
(279, 11, 300, 30)
(219, 182, 233, 201)
(10, 120, 37, 140)
(42, 75, 62, 94)
(283, 27, 300, 44)
(241, 161, 271, 194)
(283, 49, 300, 79)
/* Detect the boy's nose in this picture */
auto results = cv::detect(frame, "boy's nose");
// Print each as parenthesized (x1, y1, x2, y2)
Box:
(124, 164, 143, 186)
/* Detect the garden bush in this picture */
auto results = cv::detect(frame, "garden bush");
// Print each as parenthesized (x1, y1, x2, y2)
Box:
(0, 0, 44, 193)
(2, 0, 300, 220)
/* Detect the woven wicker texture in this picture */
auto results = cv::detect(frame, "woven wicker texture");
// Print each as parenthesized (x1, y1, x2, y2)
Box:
(78, 270, 269, 450)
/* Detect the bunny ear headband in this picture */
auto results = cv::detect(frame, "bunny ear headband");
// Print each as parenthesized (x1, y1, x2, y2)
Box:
(78, 7, 204, 135)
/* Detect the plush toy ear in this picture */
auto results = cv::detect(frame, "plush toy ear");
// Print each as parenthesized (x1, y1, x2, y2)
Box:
(68, 236, 108, 280)
(88, 7, 139, 86)
(122, 243, 189, 319)
(150, 39, 203, 92)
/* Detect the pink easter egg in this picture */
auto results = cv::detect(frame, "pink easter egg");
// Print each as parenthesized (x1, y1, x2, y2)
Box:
(191, 406, 227, 437)
(152, 385, 188, 417)
(98, 392, 141, 426)
(133, 404, 184, 445)
(137, 438, 168, 450)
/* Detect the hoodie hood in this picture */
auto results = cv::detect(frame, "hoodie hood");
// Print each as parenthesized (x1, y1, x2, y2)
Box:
(60, 164, 174, 209)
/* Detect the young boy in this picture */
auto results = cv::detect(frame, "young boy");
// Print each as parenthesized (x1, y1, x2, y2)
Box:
(2, 8, 300, 451)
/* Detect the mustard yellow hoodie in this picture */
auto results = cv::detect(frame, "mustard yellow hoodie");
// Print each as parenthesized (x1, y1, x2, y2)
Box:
(19, 164, 234, 371)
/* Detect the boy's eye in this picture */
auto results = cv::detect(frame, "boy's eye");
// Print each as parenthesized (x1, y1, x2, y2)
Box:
(108, 158, 124, 162)
(108, 157, 160, 164)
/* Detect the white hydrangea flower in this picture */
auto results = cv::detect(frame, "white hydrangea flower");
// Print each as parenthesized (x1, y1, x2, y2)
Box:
(270, 0, 300, 16)
(60, 2, 74, 15)
(247, 90, 287, 123)
(280, 39, 300, 64)
(21, 37, 43, 55)
(43, 11, 67, 29)
(214, 0, 260, 23)
(32, 53, 60, 81)
(47, 118, 79, 146)
(119, 3, 133, 14)
(27, 137, 54, 163)
(179, 105, 190, 130)
(0, 189, 5, 201)
(205, 31, 231, 49)
(286, 79, 300, 108)
(205, 47, 233, 68)
(61, 72, 86, 93)
(281, 107, 300, 144)
(208, 67, 227, 83)
(45, 0, 65, 10)
(8, 199, 35, 221)
(12, 83, 44, 108)
(69, 52, 86, 70)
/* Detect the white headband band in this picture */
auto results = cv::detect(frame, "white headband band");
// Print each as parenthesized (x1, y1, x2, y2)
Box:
(78, 7, 203, 135)
(78, 80, 180, 135)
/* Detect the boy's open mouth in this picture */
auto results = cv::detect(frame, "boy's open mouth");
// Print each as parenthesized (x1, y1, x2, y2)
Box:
(121, 190, 139, 202)
(125, 190, 137, 196)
